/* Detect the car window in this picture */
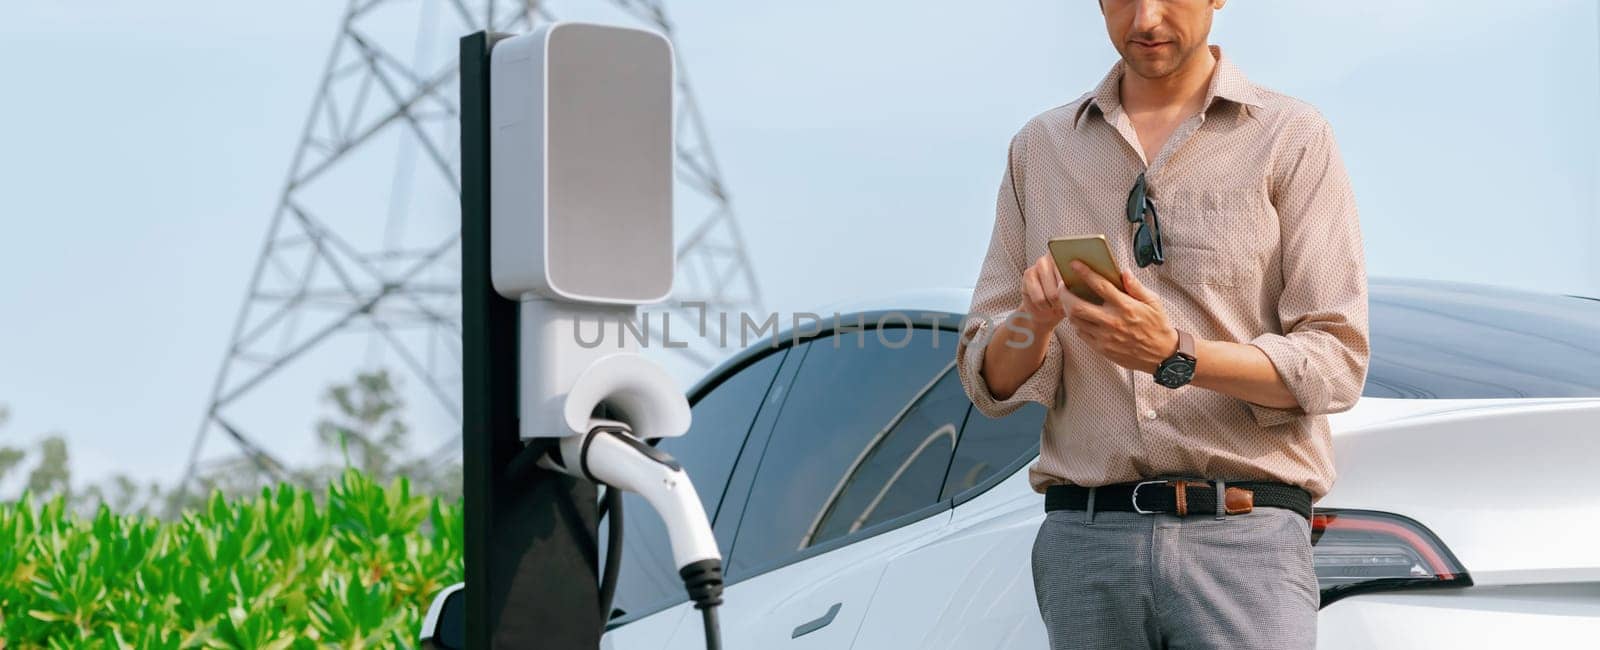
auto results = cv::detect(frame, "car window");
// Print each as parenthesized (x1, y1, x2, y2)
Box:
(942, 402, 1045, 501)
(726, 327, 964, 578)
(600, 348, 787, 622)
(1365, 282, 1600, 398)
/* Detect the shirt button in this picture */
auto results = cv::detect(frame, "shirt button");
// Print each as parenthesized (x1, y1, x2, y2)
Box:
(1143, 408, 1158, 420)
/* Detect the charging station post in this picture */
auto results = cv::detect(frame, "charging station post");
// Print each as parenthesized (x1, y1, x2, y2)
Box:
(460, 30, 603, 649)
(454, 24, 722, 650)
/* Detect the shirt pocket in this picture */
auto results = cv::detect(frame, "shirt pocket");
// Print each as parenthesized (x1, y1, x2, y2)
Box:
(1152, 187, 1269, 288)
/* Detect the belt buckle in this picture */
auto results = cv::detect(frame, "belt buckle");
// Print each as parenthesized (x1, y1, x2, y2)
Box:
(1130, 480, 1168, 514)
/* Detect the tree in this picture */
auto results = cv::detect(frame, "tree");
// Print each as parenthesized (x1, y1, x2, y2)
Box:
(303, 368, 460, 502)
(24, 435, 70, 500)
(0, 405, 24, 487)
(163, 367, 462, 511)
(0, 366, 463, 517)
(0, 403, 181, 516)
(317, 369, 411, 478)
(0, 406, 73, 503)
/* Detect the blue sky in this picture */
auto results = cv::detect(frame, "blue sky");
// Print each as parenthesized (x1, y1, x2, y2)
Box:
(3, 1, 1598, 489)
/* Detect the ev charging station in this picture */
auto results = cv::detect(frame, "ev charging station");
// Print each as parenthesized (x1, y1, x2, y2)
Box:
(447, 23, 723, 649)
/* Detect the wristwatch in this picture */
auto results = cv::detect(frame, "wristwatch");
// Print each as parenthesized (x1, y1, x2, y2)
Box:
(1153, 328, 1196, 389)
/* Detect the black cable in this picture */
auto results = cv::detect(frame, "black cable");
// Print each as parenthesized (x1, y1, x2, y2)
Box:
(680, 559, 724, 650)
(700, 606, 721, 650)
(502, 439, 554, 484)
(597, 484, 624, 631)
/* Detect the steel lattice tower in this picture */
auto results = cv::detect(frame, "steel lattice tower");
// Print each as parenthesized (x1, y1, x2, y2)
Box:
(176, 0, 763, 498)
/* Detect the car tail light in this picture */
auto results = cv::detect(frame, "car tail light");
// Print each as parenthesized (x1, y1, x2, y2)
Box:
(1311, 508, 1472, 608)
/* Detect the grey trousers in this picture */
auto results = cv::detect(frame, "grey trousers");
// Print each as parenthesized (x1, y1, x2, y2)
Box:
(1031, 494, 1318, 649)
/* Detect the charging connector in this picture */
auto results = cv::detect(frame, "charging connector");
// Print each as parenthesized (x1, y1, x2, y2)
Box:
(529, 419, 724, 649)
(679, 558, 724, 650)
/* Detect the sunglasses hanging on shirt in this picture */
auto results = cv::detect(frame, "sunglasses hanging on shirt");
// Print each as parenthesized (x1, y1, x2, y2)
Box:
(1126, 171, 1165, 268)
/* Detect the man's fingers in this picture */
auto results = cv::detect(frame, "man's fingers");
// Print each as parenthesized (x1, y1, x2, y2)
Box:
(1022, 263, 1044, 311)
(1027, 256, 1060, 312)
(1122, 270, 1158, 306)
(1072, 260, 1129, 308)
(1059, 284, 1107, 328)
(1068, 301, 1111, 330)
(1058, 281, 1084, 312)
(1040, 258, 1064, 311)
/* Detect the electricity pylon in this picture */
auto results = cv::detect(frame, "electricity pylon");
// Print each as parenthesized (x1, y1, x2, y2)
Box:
(175, 0, 763, 505)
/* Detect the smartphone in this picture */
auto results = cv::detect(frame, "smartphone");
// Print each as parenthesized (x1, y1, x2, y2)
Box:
(1047, 235, 1125, 306)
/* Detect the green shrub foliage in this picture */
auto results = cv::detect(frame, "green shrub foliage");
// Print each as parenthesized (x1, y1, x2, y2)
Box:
(0, 469, 463, 648)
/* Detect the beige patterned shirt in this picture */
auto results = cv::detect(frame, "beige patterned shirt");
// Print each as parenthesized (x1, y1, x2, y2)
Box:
(956, 45, 1368, 502)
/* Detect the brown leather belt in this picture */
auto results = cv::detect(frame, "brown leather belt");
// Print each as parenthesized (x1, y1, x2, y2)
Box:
(1045, 479, 1313, 520)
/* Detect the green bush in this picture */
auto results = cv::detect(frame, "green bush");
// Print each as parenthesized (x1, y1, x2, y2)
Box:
(0, 469, 463, 648)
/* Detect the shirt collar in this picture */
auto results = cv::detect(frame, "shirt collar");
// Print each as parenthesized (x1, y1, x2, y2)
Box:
(1074, 44, 1263, 130)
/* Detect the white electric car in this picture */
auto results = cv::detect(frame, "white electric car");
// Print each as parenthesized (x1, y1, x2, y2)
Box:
(428, 276, 1600, 649)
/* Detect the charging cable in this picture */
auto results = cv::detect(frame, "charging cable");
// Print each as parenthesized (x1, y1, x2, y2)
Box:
(518, 419, 724, 649)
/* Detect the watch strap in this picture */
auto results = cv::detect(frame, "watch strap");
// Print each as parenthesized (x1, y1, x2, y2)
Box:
(1176, 329, 1193, 359)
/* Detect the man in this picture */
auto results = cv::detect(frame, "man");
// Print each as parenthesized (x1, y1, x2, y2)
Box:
(954, 1, 1368, 648)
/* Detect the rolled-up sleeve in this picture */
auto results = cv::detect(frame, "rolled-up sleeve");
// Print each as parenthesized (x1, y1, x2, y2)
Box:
(1245, 115, 1371, 427)
(956, 125, 1064, 419)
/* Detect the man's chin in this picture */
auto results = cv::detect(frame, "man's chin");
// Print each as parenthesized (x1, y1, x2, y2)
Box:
(1123, 57, 1179, 80)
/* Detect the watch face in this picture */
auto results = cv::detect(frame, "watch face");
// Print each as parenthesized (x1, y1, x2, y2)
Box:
(1157, 357, 1195, 387)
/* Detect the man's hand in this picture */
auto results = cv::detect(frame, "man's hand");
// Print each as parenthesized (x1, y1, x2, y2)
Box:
(1014, 254, 1069, 337)
(1060, 260, 1179, 374)
(978, 255, 1068, 401)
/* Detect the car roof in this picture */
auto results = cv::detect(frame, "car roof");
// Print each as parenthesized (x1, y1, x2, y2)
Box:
(802, 275, 1597, 318)
(806, 287, 973, 318)
(694, 278, 1600, 401)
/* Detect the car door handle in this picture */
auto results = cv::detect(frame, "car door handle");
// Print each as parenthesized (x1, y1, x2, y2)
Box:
(791, 602, 842, 639)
